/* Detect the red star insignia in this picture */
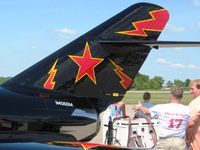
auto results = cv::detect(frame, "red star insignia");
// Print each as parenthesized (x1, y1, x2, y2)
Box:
(69, 42, 104, 84)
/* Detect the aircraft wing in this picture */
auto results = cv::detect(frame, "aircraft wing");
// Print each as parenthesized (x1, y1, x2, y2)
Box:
(99, 40, 200, 49)
(0, 142, 132, 150)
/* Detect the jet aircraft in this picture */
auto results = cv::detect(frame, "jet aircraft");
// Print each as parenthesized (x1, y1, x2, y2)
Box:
(0, 2, 200, 150)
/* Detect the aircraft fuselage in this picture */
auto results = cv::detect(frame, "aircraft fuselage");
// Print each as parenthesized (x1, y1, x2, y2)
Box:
(0, 87, 100, 142)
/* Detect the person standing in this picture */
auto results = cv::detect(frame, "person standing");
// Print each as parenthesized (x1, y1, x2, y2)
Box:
(104, 100, 126, 122)
(186, 79, 200, 150)
(134, 86, 190, 150)
(103, 101, 126, 144)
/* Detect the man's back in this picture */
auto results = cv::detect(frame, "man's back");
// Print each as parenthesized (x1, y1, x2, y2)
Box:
(150, 103, 190, 138)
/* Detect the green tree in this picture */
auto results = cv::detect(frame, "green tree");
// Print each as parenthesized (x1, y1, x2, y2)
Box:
(149, 79, 160, 90)
(183, 79, 191, 88)
(150, 76, 164, 89)
(174, 79, 184, 87)
(0, 77, 11, 85)
(166, 80, 173, 88)
(132, 73, 150, 90)
(131, 73, 191, 90)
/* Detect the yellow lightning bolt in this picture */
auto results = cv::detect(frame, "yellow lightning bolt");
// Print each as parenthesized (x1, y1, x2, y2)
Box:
(43, 59, 58, 90)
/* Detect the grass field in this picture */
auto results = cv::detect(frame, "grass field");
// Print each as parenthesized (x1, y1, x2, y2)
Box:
(123, 91, 192, 105)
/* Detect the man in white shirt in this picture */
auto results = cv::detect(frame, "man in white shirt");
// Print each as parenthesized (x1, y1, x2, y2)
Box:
(134, 86, 190, 150)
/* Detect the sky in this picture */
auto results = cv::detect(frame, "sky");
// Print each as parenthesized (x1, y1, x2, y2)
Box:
(0, 0, 200, 82)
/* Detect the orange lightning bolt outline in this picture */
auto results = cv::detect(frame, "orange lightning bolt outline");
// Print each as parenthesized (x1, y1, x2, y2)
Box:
(116, 9, 169, 37)
(46, 141, 121, 149)
(43, 59, 58, 90)
(109, 59, 133, 89)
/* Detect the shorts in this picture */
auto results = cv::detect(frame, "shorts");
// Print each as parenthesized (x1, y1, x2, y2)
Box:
(156, 137, 186, 150)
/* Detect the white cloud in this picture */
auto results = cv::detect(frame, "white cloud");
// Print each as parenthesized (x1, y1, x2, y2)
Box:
(188, 64, 198, 69)
(55, 28, 77, 38)
(31, 45, 37, 49)
(173, 48, 182, 52)
(55, 28, 77, 35)
(166, 24, 185, 32)
(171, 63, 199, 70)
(192, 0, 200, 6)
(197, 22, 200, 28)
(156, 57, 199, 70)
(171, 63, 186, 69)
(155, 58, 171, 65)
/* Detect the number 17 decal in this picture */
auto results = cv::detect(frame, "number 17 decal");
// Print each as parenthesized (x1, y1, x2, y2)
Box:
(168, 119, 183, 129)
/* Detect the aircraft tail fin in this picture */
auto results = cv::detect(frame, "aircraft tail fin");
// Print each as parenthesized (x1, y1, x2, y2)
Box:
(2, 3, 169, 112)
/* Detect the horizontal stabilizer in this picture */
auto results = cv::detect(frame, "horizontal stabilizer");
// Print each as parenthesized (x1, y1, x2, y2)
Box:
(99, 40, 200, 49)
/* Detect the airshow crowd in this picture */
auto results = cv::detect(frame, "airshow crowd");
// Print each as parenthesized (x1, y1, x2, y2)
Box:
(104, 79, 200, 150)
